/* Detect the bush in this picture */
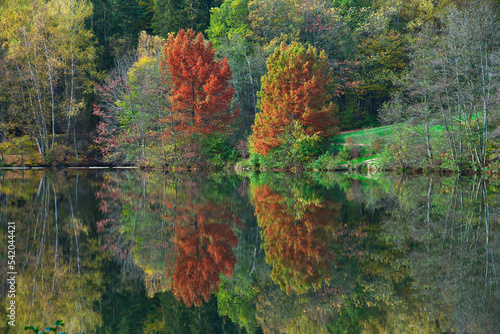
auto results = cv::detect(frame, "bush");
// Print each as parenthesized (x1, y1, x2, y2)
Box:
(312, 152, 338, 170)
(249, 152, 260, 168)
(290, 133, 323, 163)
(201, 134, 239, 168)
(350, 146, 361, 159)
(46, 143, 72, 165)
(0, 136, 37, 155)
(250, 148, 291, 170)
(249, 121, 325, 170)
(326, 142, 340, 155)
(0, 136, 40, 166)
(369, 137, 386, 154)
(236, 139, 248, 159)
(338, 145, 351, 161)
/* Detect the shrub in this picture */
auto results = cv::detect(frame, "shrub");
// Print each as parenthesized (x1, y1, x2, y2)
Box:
(46, 143, 72, 165)
(350, 146, 361, 159)
(289, 122, 323, 163)
(249, 152, 260, 168)
(201, 134, 239, 168)
(250, 148, 291, 170)
(0, 136, 37, 155)
(312, 153, 338, 170)
(338, 145, 351, 161)
(236, 139, 248, 159)
(369, 137, 386, 154)
(249, 121, 325, 170)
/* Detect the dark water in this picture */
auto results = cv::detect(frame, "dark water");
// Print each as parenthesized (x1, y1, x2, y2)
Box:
(0, 170, 498, 333)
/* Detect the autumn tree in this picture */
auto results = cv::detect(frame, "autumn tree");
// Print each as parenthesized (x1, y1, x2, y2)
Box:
(249, 42, 337, 157)
(93, 32, 170, 165)
(161, 29, 238, 135)
(94, 29, 238, 166)
(208, 0, 349, 137)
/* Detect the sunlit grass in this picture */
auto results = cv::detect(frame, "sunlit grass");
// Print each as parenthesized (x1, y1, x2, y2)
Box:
(336, 123, 446, 145)
(335, 125, 394, 145)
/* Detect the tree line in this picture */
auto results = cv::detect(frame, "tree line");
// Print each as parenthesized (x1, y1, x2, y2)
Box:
(0, 0, 499, 171)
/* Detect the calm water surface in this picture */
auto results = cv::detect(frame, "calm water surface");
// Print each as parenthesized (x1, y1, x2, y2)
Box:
(0, 170, 498, 333)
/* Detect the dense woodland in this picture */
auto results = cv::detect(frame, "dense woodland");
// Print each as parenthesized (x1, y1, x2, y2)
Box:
(1, 0, 500, 172)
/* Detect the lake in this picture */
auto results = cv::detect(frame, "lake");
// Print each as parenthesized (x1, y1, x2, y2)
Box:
(0, 170, 498, 333)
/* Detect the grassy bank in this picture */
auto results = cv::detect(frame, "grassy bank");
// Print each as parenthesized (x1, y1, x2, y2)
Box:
(239, 122, 500, 174)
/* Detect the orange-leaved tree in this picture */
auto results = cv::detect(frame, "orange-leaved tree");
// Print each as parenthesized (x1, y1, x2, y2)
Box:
(249, 42, 337, 156)
(160, 28, 238, 135)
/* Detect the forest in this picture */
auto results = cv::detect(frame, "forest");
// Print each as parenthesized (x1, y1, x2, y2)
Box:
(1, 0, 500, 173)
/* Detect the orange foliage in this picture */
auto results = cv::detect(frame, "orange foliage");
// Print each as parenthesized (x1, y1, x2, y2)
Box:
(160, 29, 238, 135)
(250, 42, 337, 155)
(166, 202, 239, 307)
(251, 184, 340, 294)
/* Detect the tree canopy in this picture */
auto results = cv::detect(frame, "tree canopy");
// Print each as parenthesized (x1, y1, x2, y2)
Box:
(250, 42, 337, 156)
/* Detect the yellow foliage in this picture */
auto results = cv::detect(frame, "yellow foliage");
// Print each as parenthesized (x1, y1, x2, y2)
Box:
(137, 30, 166, 59)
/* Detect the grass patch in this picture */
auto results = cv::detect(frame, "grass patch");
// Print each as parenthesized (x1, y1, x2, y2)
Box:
(336, 123, 447, 145)
(335, 125, 395, 145)
(336, 155, 377, 165)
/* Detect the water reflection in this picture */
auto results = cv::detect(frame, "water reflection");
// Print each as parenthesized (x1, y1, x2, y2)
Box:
(0, 171, 498, 333)
(250, 174, 340, 294)
(0, 171, 103, 333)
(167, 195, 239, 307)
(95, 173, 241, 307)
(378, 176, 498, 333)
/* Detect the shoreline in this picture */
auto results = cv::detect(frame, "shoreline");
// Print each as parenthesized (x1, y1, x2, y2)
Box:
(1, 154, 498, 176)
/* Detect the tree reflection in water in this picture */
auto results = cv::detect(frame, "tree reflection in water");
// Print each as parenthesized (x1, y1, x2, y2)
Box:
(169, 202, 239, 307)
(1, 171, 497, 333)
(0, 171, 103, 333)
(250, 175, 341, 295)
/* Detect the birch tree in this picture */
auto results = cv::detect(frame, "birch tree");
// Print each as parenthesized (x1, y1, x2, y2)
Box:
(0, 0, 95, 160)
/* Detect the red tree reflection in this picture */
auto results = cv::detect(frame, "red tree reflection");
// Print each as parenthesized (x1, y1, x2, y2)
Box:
(167, 202, 239, 307)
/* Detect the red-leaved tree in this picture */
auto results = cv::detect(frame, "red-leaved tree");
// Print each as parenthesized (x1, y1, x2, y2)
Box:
(250, 42, 337, 156)
(160, 29, 238, 135)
